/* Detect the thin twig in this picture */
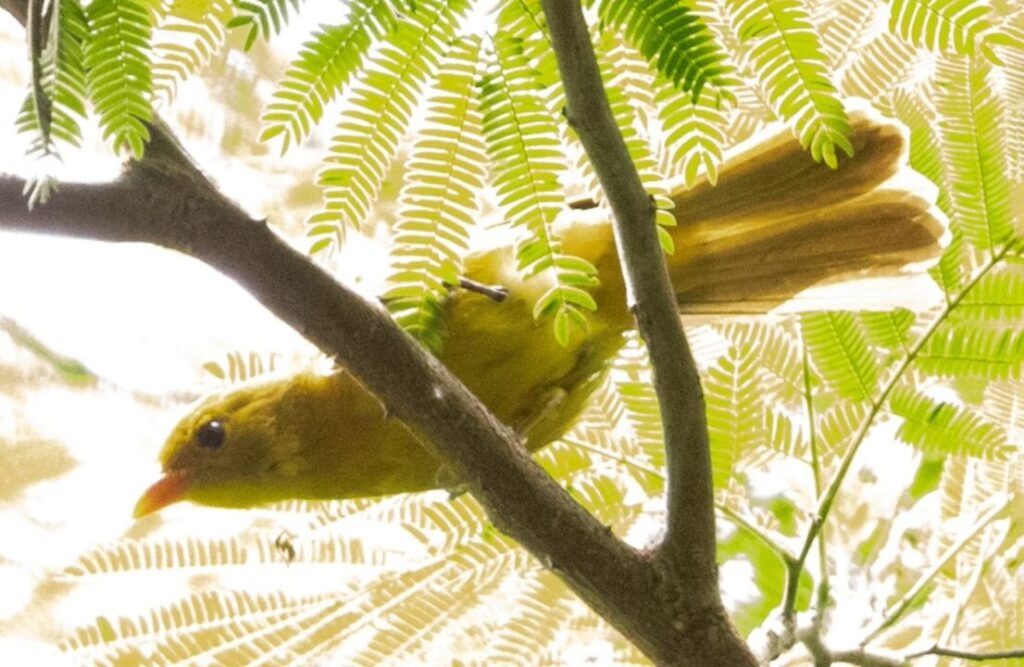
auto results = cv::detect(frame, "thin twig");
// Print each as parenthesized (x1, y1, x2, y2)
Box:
(907, 645, 1024, 661)
(791, 244, 1014, 610)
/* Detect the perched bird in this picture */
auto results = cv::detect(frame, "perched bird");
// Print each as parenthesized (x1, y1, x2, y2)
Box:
(134, 108, 945, 517)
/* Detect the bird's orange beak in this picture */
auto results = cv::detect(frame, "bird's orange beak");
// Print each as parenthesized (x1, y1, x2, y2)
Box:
(133, 469, 190, 519)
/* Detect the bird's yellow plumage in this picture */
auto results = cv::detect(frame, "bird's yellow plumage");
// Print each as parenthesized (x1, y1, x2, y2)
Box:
(134, 109, 946, 517)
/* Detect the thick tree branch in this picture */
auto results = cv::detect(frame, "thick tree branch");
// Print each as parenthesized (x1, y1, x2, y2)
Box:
(0, 1, 755, 662)
(541, 0, 755, 664)
(0, 160, 674, 661)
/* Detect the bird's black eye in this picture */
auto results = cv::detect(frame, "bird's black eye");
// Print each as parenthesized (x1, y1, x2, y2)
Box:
(196, 420, 226, 449)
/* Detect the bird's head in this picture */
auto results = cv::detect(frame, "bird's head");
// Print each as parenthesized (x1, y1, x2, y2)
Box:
(133, 374, 325, 517)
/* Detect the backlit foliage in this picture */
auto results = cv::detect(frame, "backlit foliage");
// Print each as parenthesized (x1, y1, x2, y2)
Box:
(6, 0, 1024, 663)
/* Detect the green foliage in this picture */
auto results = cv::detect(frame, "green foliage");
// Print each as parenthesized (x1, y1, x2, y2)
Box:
(656, 75, 728, 187)
(260, 0, 401, 153)
(151, 0, 233, 104)
(383, 37, 486, 351)
(718, 522, 813, 635)
(83, 0, 154, 158)
(801, 312, 879, 401)
(889, 385, 1013, 459)
(840, 29, 926, 101)
(726, 0, 853, 167)
(611, 334, 666, 468)
(929, 226, 967, 299)
(227, 0, 302, 50)
(596, 0, 737, 104)
(815, 398, 868, 459)
(859, 308, 915, 352)
(308, 0, 470, 253)
(594, 33, 677, 253)
(934, 58, 1015, 253)
(479, 32, 598, 345)
(17, 0, 88, 158)
(201, 351, 279, 383)
(705, 345, 763, 487)
(954, 262, 1024, 322)
(917, 322, 1024, 379)
(888, 0, 993, 56)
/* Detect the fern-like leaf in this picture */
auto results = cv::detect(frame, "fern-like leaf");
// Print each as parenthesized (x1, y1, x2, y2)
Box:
(929, 227, 966, 298)
(17, 0, 89, 160)
(60, 590, 340, 665)
(727, 0, 853, 167)
(889, 0, 993, 55)
(889, 385, 1013, 459)
(816, 399, 869, 460)
(594, 32, 677, 253)
(383, 36, 486, 352)
(308, 0, 469, 253)
(840, 31, 930, 102)
(227, 0, 301, 50)
(150, 0, 233, 105)
(859, 308, 915, 352)
(705, 345, 763, 487)
(611, 333, 666, 468)
(657, 74, 728, 187)
(934, 57, 1016, 252)
(83, 0, 154, 158)
(887, 88, 950, 213)
(801, 311, 879, 400)
(596, 0, 737, 104)
(260, 0, 400, 153)
(479, 33, 598, 345)
(953, 262, 1024, 322)
(917, 322, 1024, 379)
(717, 320, 804, 403)
(817, 0, 882, 71)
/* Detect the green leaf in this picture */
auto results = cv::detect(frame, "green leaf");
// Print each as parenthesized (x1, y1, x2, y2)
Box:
(917, 322, 1024, 379)
(261, 0, 401, 153)
(889, 385, 1013, 459)
(16, 0, 89, 159)
(934, 57, 1016, 251)
(719, 517, 813, 635)
(657, 76, 727, 187)
(726, 0, 853, 167)
(228, 0, 302, 49)
(859, 308, 915, 352)
(384, 36, 485, 352)
(83, 0, 153, 158)
(954, 262, 1024, 322)
(801, 312, 878, 401)
(888, 0, 993, 56)
(312, 0, 471, 250)
(596, 0, 736, 104)
(705, 346, 763, 487)
(480, 30, 596, 341)
(150, 0, 233, 105)
(929, 228, 966, 298)
(817, 399, 869, 460)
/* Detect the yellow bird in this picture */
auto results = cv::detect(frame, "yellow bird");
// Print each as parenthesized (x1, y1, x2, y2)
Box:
(134, 109, 945, 517)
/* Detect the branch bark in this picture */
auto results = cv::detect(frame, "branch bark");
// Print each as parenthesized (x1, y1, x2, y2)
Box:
(541, 0, 755, 664)
(0, 1, 754, 663)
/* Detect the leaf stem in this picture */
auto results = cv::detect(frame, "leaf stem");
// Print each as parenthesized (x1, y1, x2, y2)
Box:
(788, 243, 1013, 621)
(861, 494, 1008, 642)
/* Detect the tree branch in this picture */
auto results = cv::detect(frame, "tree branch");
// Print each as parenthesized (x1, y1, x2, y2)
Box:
(907, 645, 1024, 661)
(0, 1, 756, 663)
(541, 0, 754, 664)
